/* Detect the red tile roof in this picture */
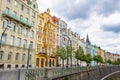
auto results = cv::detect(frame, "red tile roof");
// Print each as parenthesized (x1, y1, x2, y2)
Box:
(52, 16, 59, 23)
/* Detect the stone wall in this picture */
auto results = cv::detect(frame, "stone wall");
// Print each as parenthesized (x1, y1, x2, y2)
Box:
(0, 66, 120, 80)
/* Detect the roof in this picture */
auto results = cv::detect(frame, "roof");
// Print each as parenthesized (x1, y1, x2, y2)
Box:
(52, 16, 59, 23)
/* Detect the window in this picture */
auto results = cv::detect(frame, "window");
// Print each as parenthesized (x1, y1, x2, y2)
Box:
(15, 53, 19, 60)
(17, 37, 21, 47)
(22, 54, 25, 61)
(37, 46, 40, 52)
(10, 35, 14, 45)
(23, 39, 27, 48)
(31, 30, 34, 38)
(32, 21, 34, 26)
(26, 8, 29, 14)
(26, 18, 28, 22)
(14, 1, 18, 6)
(20, 15, 23, 20)
(7, 0, 11, 2)
(10, 22, 16, 31)
(18, 25, 22, 34)
(8, 52, 12, 60)
(21, 5, 24, 10)
(30, 41, 33, 49)
(1, 34, 7, 44)
(24, 28, 28, 36)
(13, 11, 17, 16)
(48, 47, 50, 54)
(33, 4, 36, 8)
(5, 7, 9, 13)
(0, 51, 3, 60)
(32, 12, 35, 18)
(3, 19, 8, 28)
(42, 47, 44, 53)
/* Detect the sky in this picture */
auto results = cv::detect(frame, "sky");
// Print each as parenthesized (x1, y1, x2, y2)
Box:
(37, 0, 120, 54)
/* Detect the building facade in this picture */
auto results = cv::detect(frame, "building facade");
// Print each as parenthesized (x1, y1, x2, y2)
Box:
(35, 9, 56, 68)
(78, 38, 87, 66)
(0, 0, 38, 69)
(52, 17, 69, 67)
(86, 35, 97, 66)
(96, 47, 106, 62)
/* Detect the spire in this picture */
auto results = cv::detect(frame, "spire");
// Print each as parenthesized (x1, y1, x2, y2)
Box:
(86, 34, 91, 44)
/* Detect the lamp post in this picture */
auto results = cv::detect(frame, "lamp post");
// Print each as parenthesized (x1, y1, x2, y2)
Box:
(27, 43, 32, 69)
(0, 26, 10, 49)
(63, 35, 72, 67)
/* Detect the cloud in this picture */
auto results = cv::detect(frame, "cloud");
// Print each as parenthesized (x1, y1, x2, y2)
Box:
(102, 25, 120, 33)
(37, 0, 120, 20)
(68, 12, 120, 53)
(101, 12, 120, 33)
(37, 0, 120, 53)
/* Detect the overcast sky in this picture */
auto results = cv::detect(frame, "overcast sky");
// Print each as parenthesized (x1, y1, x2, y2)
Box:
(37, 0, 120, 53)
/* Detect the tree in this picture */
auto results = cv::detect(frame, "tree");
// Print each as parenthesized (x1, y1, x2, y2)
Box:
(66, 45, 73, 67)
(106, 59, 112, 64)
(74, 48, 80, 66)
(84, 53, 92, 66)
(93, 55, 103, 65)
(56, 47, 67, 68)
(117, 58, 120, 64)
(74, 46, 85, 66)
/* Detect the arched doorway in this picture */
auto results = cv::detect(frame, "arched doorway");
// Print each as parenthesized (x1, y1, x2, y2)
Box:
(41, 58, 44, 67)
(36, 58, 39, 67)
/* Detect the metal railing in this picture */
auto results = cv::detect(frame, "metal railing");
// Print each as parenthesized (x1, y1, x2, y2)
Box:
(25, 65, 120, 80)
(2, 10, 33, 28)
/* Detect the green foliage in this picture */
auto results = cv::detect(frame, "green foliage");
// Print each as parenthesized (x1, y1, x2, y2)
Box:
(93, 55, 103, 65)
(107, 58, 120, 65)
(56, 47, 67, 60)
(117, 58, 120, 64)
(74, 46, 85, 61)
(65, 76, 70, 80)
(84, 53, 92, 66)
(106, 59, 112, 64)
(66, 45, 73, 57)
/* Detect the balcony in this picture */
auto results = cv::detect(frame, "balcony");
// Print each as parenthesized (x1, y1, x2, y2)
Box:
(2, 10, 33, 28)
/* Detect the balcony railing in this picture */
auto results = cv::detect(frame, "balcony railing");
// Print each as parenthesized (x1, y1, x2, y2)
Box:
(2, 10, 33, 28)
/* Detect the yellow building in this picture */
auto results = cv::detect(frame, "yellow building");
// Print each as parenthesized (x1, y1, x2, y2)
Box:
(96, 47, 106, 62)
(35, 9, 56, 68)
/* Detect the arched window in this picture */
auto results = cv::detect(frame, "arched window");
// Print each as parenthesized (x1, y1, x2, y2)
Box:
(15, 53, 19, 60)
(1, 33, 7, 44)
(18, 25, 22, 34)
(31, 30, 34, 38)
(3, 19, 8, 28)
(0, 51, 3, 60)
(22, 54, 26, 61)
(10, 22, 16, 31)
(8, 52, 12, 60)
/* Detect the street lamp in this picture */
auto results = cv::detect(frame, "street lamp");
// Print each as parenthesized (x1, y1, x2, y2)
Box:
(0, 25, 10, 69)
(27, 43, 32, 69)
(63, 35, 72, 67)
(0, 26, 10, 49)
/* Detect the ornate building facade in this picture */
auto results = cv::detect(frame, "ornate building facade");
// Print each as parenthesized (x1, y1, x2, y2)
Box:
(86, 35, 97, 66)
(35, 9, 56, 68)
(0, 0, 38, 69)
(55, 18, 68, 66)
